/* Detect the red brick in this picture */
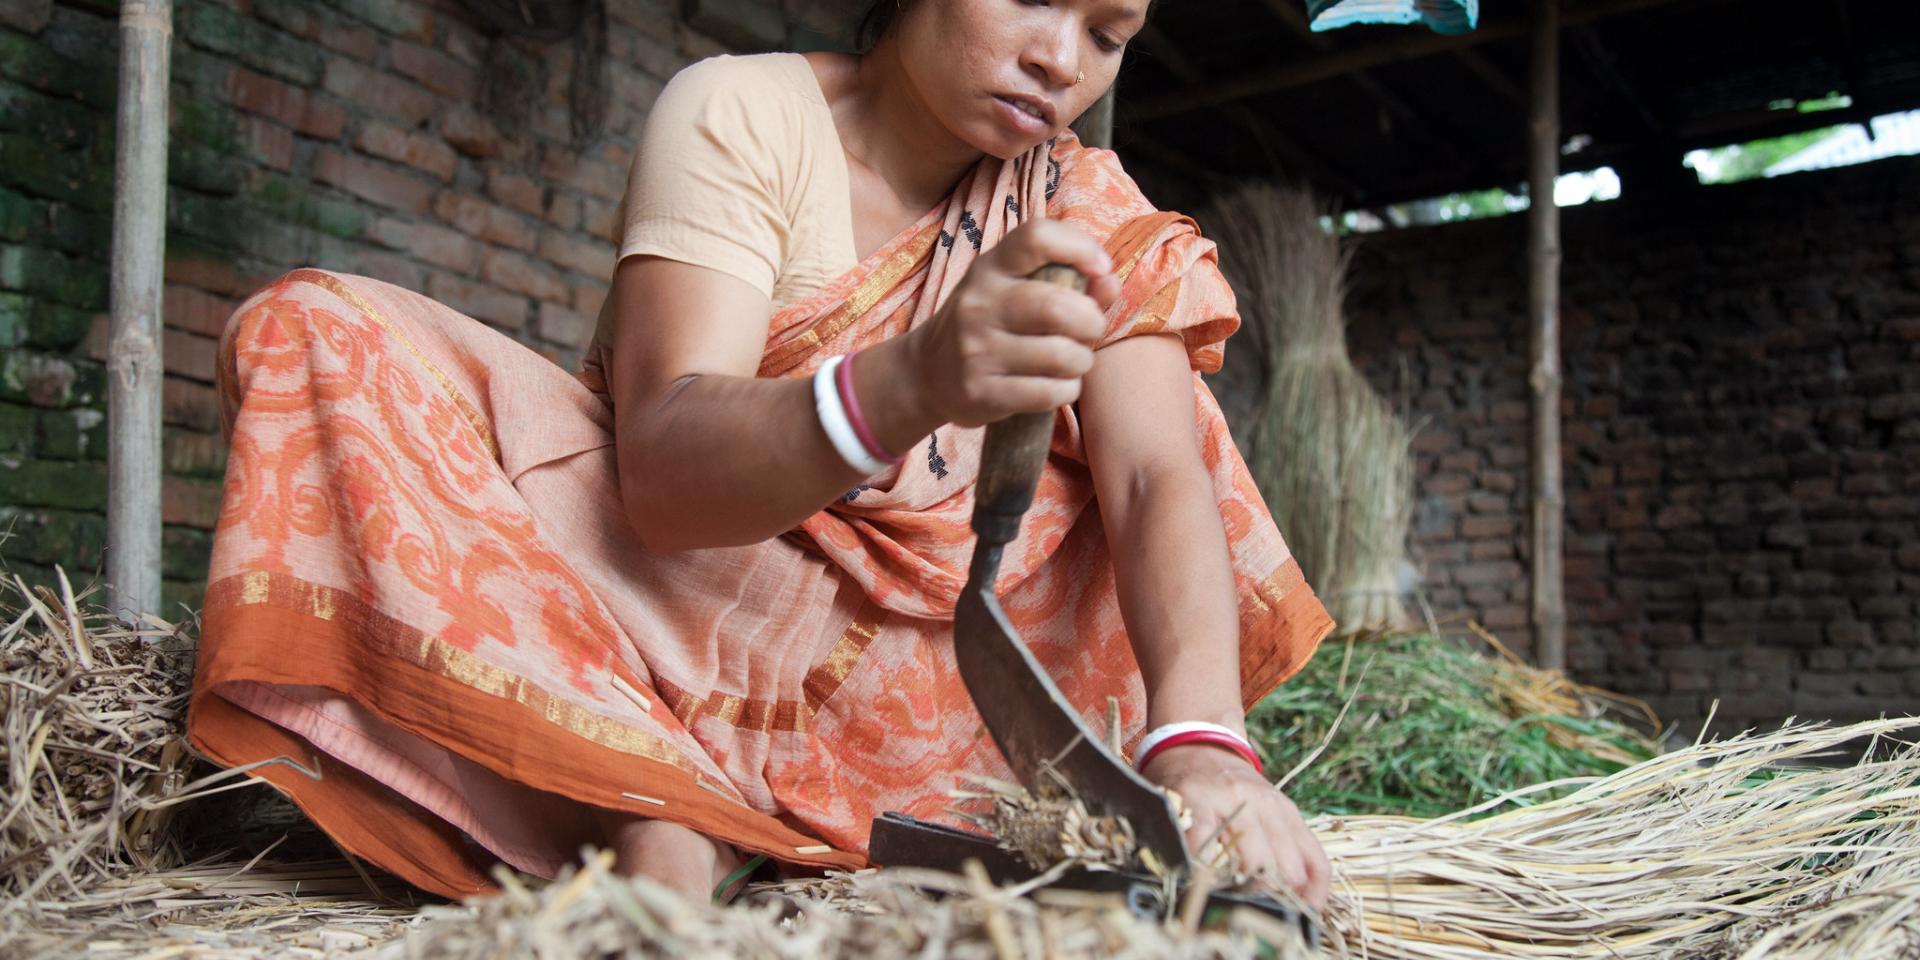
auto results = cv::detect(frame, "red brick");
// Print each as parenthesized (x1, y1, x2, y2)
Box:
(162, 328, 220, 383)
(166, 255, 247, 297)
(536, 301, 593, 349)
(312, 148, 435, 213)
(318, 23, 380, 61)
(1480, 604, 1529, 629)
(580, 198, 619, 242)
(427, 272, 528, 330)
(233, 115, 296, 170)
(540, 146, 625, 202)
(487, 170, 545, 216)
(545, 193, 582, 231)
(226, 66, 347, 139)
(539, 229, 612, 278)
(163, 377, 221, 432)
(572, 282, 608, 318)
(164, 429, 228, 477)
(483, 249, 569, 302)
(1460, 515, 1516, 539)
(368, 217, 478, 273)
(1453, 560, 1522, 586)
(432, 193, 536, 251)
(354, 121, 458, 181)
(390, 39, 478, 100)
(439, 104, 511, 160)
(1885, 317, 1920, 341)
(1468, 540, 1514, 560)
(162, 474, 225, 529)
(164, 284, 238, 338)
(323, 58, 436, 127)
(1424, 473, 1471, 495)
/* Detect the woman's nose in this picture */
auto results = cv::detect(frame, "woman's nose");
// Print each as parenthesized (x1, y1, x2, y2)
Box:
(1021, 20, 1082, 89)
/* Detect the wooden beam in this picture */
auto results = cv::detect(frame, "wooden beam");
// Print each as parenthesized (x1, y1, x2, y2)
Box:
(1526, 0, 1565, 671)
(1128, 0, 1701, 122)
(107, 0, 172, 619)
(1128, 22, 1359, 194)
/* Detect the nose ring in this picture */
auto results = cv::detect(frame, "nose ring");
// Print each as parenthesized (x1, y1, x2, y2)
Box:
(1074, 70, 1085, 86)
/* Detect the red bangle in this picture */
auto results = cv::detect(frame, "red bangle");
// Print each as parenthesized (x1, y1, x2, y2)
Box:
(836, 351, 903, 465)
(1135, 730, 1265, 776)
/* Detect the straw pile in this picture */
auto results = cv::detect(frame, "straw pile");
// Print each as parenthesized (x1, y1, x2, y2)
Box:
(1204, 183, 1416, 635)
(6, 570, 1918, 958)
(1246, 626, 1661, 818)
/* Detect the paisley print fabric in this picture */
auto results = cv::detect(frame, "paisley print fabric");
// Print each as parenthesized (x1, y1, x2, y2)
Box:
(188, 129, 1334, 899)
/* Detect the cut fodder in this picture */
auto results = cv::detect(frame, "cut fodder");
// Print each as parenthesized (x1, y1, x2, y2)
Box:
(1203, 182, 1416, 636)
(390, 850, 1317, 960)
(1247, 629, 1661, 818)
(1310, 717, 1920, 958)
(0, 567, 293, 939)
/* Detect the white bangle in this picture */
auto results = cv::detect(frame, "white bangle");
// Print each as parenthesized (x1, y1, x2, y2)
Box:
(813, 355, 889, 476)
(1133, 721, 1252, 770)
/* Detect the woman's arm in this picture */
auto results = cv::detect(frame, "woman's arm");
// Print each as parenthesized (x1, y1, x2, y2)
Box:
(608, 222, 1121, 553)
(1078, 331, 1330, 908)
(1079, 333, 1243, 733)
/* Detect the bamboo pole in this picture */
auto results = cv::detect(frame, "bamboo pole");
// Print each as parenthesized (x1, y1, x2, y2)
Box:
(1526, 0, 1565, 670)
(1074, 84, 1116, 150)
(106, 0, 172, 620)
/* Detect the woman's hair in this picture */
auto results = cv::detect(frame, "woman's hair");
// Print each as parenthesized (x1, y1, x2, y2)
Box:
(856, 0, 1157, 54)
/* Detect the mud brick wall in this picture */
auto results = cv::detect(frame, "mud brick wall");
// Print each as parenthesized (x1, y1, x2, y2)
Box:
(1341, 157, 1920, 738)
(0, 0, 843, 611)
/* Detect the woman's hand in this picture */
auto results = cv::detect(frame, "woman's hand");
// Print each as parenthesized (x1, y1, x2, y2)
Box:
(901, 219, 1125, 428)
(1141, 743, 1332, 912)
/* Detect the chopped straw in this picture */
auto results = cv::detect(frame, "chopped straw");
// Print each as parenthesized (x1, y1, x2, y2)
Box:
(6, 567, 1917, 958)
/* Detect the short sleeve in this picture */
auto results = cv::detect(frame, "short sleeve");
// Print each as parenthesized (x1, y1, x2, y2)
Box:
(618, 57, 793, 299)
(1094, 213, 1242, 374)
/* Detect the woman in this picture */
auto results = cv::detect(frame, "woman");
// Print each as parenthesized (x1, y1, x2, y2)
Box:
(188, 0, 1334, 910)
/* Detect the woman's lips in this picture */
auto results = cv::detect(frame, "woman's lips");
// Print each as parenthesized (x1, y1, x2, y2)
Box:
(994, 95, 1050, 134)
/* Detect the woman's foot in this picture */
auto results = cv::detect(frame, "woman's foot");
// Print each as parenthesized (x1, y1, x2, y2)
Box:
(595, 810, 749, 902)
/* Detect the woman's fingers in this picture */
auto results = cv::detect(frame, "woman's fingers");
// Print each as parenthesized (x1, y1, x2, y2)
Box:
(999, 275, 1109, 342)
(992, 219, 1114, 287)
(990, 332, 1097, 379)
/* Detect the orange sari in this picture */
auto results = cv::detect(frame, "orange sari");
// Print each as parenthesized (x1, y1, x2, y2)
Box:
(188, 130, 1332, 899)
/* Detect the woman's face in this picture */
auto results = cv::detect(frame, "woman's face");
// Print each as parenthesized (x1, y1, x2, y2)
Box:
(891, 0, 1149, 158)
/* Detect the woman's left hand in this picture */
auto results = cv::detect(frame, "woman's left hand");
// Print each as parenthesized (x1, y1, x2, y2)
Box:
(1140, 743, 1331, 912)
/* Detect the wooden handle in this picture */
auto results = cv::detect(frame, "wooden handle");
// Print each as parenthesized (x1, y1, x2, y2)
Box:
(972, 264, 1088, 546)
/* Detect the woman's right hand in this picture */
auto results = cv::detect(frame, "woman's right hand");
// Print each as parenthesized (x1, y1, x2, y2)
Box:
(902, 219, 1124, 428)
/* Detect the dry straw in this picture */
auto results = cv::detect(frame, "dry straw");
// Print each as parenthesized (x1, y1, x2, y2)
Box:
(1204, 183, 1416, 636)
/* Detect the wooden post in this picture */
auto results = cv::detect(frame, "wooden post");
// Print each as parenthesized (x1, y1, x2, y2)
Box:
(1074, 84, 1116, 150)
(107, 0, 172, 620)
(1526, 0, 1565, 670)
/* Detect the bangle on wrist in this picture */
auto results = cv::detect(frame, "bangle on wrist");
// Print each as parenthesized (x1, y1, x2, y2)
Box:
(1134, 721, 1264, 776)
(836, 350, 904, 465)
(813, 355, 889, 476)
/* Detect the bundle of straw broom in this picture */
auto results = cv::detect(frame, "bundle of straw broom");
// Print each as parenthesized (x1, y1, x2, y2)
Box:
(1204, 183, 1416, 636)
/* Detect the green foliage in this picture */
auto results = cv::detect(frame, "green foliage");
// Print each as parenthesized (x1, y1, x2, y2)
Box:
(1247, 632, 1662, 818)
(1688, 126, 1845, 185)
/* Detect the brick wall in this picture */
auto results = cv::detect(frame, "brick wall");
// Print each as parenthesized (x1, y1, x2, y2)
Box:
(1340, 157, 1920, 738)
(0, 0, 828, 612)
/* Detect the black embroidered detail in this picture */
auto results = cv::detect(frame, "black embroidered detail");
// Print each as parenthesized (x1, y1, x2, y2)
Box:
(841, 484, 870, 503)
(938, 229, 955, 250)
(1045, 154, 1061, 202)
(926, 431, 949, 480)
(957, 211, 983, 251)
(1004, 194, 1021, 219)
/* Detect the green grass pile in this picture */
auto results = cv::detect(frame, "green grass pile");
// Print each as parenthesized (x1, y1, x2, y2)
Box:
(1248, 630, 1662, 818)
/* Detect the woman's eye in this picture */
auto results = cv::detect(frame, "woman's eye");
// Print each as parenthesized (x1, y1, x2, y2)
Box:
(1093, 32, 1123, 53)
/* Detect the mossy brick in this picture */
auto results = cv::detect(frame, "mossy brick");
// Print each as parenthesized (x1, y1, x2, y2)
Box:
(0, 244, 106, 309)
(49, 202, 109, 258)
(22, 509, 108, 572)
(160, 578, 205, 617)
(0, 77, 102, 149)
(0, 134, 112, 211)
(0, 402, 31, 454)
(331, 0, 433, 40)
(178, 1, 323, 86)
(0, 291, 24, 347)
(161, 525, 214, 580)
(36, 405, 103, 459)
(164, 427, 228, 478)
(165, 193, 247, 256)
(0, 184, 42, 243)
(251, 172, 368, 239)
(0, 30, 113, 105)
(25, 299, 92, 350)
(168, 139, 246, 197)
(170, 95, 237, 153)
(0, 458, 105, 510)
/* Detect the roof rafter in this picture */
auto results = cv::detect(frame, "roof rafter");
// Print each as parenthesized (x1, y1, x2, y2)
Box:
(1126, 0, 1705, 123)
